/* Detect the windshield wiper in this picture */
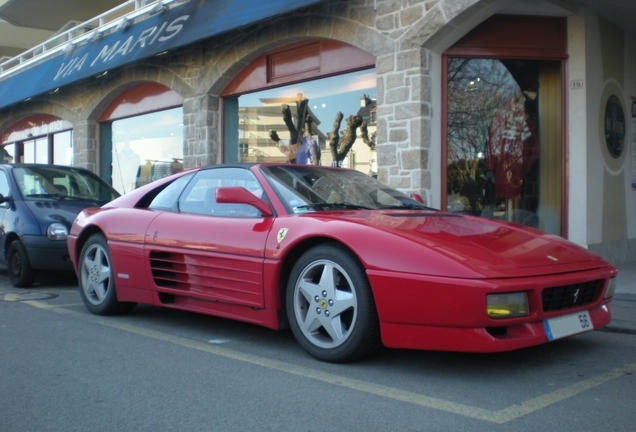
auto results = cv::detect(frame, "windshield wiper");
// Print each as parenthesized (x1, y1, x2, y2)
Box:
(380, 204, 437, 210)
(295, 202, 373, 211)
(26, 193, 67, 199)
(26, 193, 97, 202)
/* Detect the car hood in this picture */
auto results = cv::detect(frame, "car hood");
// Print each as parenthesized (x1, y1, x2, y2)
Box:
(23, 199, 103, 227)
(323, 210, 605, 278)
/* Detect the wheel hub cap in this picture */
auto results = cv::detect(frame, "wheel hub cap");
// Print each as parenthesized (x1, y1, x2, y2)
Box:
(91, 265, 99, 282)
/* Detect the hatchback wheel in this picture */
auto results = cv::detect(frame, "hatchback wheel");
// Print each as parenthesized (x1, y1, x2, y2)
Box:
(8, 240, 35, 288)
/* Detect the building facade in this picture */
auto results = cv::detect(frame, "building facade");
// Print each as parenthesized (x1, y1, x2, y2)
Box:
(0, 0, 635, 264)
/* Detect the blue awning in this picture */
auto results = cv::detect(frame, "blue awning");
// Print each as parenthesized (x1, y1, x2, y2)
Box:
(0, 0, 326, 111)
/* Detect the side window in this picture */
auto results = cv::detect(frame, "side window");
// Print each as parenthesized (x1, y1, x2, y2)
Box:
(0, 172, 10, 206)
(178, 168, 262, 218)
(148, 173, 194, 211)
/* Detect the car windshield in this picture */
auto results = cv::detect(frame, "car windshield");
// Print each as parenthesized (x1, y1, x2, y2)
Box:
(12, 166, 119, 202)
(260, 165, 434, 213)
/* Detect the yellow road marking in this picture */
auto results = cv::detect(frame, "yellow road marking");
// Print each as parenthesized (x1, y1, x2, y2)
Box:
(4, 293, 21, 302)
(21, 300, 636, 424)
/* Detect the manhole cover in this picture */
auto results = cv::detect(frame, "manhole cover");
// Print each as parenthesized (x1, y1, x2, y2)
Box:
(2, 292, 59, 301)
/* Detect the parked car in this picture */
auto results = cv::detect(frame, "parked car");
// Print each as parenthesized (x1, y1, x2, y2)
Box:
(0, 164, 119, 287)
(67, 164, 616, 363)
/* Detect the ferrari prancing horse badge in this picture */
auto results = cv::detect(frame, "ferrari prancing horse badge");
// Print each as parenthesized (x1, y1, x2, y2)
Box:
(277, 228, 289, 244)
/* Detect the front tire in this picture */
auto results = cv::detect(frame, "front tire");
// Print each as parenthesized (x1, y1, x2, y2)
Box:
(286, 243, 380, 362)
(78, 233, 136, 315)
(8, 240, 35, 288)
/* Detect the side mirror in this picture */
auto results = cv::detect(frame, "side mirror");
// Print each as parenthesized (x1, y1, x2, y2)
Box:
(215, 187, 273, 217)
(409, 193, 424, 204)
(0, 193, 12, 205)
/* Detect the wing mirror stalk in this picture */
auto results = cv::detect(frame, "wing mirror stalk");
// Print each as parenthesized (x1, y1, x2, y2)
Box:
(0, 194, 12, 205)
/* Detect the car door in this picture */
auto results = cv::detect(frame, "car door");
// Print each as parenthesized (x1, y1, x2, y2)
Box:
(144, 167, 273, 308)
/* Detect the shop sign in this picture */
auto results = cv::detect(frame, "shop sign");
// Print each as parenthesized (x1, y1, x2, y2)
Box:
(0, 0, 324, 111)
(2, 114, 73, 144)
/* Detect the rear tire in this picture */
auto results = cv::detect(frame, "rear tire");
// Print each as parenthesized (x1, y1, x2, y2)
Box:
(8, 240, 36, 288)
(78, 233, 136, 315)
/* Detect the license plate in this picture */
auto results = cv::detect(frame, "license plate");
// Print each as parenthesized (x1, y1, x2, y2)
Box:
(543, 311, 593, 341)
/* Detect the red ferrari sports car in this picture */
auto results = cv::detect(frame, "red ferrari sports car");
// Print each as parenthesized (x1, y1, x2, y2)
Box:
(67, 163, 617, 362)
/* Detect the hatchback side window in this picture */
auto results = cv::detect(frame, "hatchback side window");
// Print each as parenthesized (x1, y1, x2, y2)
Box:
(0, 172, 10, 205)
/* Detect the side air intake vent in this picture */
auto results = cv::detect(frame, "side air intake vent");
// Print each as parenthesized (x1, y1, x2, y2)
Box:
(149, 251, 189, 289)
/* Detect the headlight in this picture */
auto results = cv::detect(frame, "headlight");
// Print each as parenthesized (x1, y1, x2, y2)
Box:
(47, 223, 69, 240)
(604, 277, 617, 299)
(487, 292, 529, 319)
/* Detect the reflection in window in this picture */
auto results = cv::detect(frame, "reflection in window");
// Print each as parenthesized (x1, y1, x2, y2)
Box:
(53, 131, 73, 166)
(111, 107, 184, 194)
(228, 69, 377, 176)
(0, 172, 9, 199)
(1, 131, 72, 165)
(148, 172, 194, 211)
(2, 143, 15, 163)
(446, 58, 562, 235)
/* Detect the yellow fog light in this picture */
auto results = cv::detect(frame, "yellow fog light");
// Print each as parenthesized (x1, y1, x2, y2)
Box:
(487, 292, 529, 319)
(604, 277, 617, 299)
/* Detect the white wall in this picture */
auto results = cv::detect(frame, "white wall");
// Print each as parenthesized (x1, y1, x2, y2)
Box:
(576, 6, 636, 263)
(624, 34, 636, 240)
(567, 10, 589, 247)
(583, 7, 605, 246)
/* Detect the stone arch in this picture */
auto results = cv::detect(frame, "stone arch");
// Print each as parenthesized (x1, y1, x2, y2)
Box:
(200, 13, 393, 97)
(399, 0, 499, 53)
(68, 64, 192, 171)
(182, 7, 393, 168)
(0, 101, 77, 134)
(371, 0, 502, 207)
(79, 64, 193, 122)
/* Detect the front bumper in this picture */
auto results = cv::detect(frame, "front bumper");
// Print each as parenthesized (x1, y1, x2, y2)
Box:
(21, 234, 74, 271)
(368, 265, 616, 352)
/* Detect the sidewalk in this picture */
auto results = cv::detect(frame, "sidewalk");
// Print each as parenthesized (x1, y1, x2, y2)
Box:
(607, 261, 636, 334)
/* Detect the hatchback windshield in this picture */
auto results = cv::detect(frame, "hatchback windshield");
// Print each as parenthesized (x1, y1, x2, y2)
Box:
(12, 166, 119, 202)
(261, 165, 432, 213)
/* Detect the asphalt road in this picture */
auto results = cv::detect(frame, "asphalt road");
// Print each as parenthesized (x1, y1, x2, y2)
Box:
(1, 270, 635, 432)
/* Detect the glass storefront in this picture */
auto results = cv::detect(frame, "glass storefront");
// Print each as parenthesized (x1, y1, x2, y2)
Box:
(1, 116, 73, 165)
(52, 131, 73, 165)
(108, 107, 184, 194)
(445, 58, 562, 235)
(225, 69, 377, 176)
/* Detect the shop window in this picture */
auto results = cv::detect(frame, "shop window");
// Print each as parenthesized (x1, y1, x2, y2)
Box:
(52, 131, 73, 166)
(99, 83, 184, 194)
(226, 69, 377, 175)
(108, 107, 184, 194)
(222, 41, 377, 176)
(443, 16, 566, 236)
(1, 115, 73, 165)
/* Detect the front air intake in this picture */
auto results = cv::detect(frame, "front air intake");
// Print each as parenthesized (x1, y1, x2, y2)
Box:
(542, 280, 602, 312)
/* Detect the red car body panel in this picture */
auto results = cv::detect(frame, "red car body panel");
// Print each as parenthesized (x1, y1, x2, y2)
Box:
(368, 267, 613, 352)
(68, 164, 617, 353)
